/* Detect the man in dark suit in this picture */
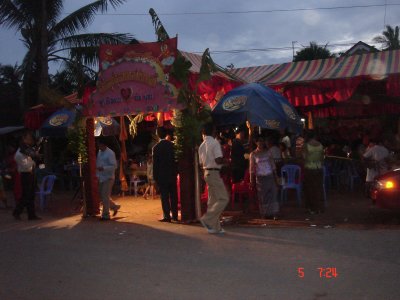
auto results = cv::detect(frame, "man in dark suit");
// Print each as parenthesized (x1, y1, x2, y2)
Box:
(152, 127, 178, 222)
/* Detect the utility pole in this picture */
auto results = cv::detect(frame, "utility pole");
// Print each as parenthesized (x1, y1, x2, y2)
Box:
(383, 0, 387, 29)
(292, 41, 297, 61)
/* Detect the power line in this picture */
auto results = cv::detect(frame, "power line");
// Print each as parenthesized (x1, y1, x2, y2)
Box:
(75, 3, 400, 16)
(192, 41, 383, 55)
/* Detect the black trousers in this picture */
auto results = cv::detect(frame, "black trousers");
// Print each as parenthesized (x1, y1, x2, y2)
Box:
(232, 167, 245, 183)
(158, 181, 178, 219)
(14, 172, 36, 218)
(304, 168, 324, 212)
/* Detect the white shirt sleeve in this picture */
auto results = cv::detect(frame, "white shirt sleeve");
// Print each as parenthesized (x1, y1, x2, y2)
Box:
(363, 147, 374, 159)
(14, 150, 35, 172)
(212, 139, 223, 159)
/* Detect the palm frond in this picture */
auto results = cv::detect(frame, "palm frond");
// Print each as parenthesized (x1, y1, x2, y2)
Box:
(45, 0, 64, 26)
(69, 46, 100, 67)
(52, 0, 126, 39)
(149, 8, 170, 42)
(50, 59, 95, 94)
(0, 63, 22, 84)
(100, 0, 127, 11)
(374, 25, 400, 50)
(58, 32, 133, 49)
(0, 0, 30, 30)
(372, 36, 386, 43)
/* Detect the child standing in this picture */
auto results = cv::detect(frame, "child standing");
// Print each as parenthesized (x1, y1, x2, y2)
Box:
(143, 155, 155, 199)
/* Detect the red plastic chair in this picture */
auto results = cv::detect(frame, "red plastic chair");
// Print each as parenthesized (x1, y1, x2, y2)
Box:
(231, 170, 255, 209)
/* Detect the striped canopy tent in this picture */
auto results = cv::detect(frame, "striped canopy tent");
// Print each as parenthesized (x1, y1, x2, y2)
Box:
(225, 64, 281, 83)
(254, 50, 400, 111)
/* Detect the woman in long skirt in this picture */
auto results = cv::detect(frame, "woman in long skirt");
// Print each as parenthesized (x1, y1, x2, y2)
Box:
(250, 138, 280, 219)
(303, 130, 325, 214)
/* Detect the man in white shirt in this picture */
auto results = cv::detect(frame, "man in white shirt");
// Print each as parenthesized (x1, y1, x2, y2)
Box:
(280, 129, 291, 155)
(96, 140, 120, 220)
(13, 131, 41, 220)
(198, 123, 229, 234)
(363, 139, 389, 196)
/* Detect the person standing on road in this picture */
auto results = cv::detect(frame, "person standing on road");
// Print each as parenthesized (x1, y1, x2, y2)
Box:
(12, 131, 41, 220)
(143, 154, 155, 199)
(303, 130, 325, 214)
(198, 123, 229, 234)
(152, 127, 178, 222)
(250, 137, 280, 219)
(362, 139, 389, 197)
(96, 139, 120, 220)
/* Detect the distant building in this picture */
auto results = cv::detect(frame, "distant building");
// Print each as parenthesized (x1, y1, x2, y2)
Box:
(341, 41, 378, 56)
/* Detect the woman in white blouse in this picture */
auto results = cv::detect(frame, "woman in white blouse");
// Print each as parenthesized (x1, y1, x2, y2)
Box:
(250, 137, 280, 219)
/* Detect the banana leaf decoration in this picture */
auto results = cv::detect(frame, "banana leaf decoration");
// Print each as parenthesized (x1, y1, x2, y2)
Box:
(148, 9, 242, 157)
(127, 113, 144, 137)
(198, 48, 217, 82)
(149, 8, 170, 42)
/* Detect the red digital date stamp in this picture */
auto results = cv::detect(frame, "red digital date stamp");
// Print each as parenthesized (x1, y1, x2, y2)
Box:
(298, 267, 338, 278)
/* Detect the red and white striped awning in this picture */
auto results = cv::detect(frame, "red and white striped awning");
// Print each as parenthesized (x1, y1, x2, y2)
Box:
(255, 49, 400, 85)
(229, 64, 281, 83)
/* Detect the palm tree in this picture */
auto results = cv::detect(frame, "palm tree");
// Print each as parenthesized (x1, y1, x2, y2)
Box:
(0, 63, 23, 125)
(0, 0, 132, 108)
(293, 42, 335, 62)
(0, 63, 22, 86)
(373, 25, 400, 50)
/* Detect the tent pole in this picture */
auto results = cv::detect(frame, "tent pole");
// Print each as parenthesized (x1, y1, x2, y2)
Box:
(194, 147, 202, 220)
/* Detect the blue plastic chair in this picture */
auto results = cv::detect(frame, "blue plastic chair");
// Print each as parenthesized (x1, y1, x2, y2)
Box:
(37, 175, 56, 210)
(329, 159, 347, 189)
(347, 161, 362, 191)
(280, 164, 302, 206)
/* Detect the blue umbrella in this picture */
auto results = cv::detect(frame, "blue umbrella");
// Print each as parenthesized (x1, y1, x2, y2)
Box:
(212, 83, 302, 133)
(39, 108, 76, 137)
(40, 108, 119, 137)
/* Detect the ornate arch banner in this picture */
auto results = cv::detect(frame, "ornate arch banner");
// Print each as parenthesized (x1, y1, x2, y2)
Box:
(87, 38, 179, 117)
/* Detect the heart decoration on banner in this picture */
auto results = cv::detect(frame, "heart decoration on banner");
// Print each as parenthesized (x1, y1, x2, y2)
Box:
(120, 88, 132, 101)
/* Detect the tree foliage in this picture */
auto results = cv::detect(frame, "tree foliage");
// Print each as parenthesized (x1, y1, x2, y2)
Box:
(0, 0, 132, 108)
(293, 42, 335, 62)
(373, 25, 400, 50)
(66, 110, 88, 164)
(0, 63, 23, 125)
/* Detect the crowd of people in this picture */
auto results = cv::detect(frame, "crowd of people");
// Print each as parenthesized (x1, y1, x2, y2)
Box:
(197, 122, 400, 233)
(1, 121, 398, 231)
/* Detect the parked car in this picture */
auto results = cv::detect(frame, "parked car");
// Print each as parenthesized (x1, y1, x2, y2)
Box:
(371, 168, 400, 209)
